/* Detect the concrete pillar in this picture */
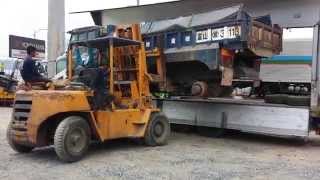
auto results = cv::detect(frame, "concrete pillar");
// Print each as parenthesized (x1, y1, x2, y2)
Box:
(47, 0, 65, 78)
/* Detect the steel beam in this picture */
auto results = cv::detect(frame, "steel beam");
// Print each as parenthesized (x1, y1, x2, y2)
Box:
(158, 99, 309, 137)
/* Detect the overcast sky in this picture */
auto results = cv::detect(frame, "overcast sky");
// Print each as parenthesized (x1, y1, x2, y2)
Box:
(0, 0, 313, 57)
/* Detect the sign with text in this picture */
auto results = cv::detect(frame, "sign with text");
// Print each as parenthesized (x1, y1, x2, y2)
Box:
(196, 29, 211, 43)
(9, 35, 45, 60)
(196, 26, 241, 43)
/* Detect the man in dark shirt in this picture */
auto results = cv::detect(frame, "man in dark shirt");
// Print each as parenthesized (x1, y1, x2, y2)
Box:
(21, 46, 50, 83)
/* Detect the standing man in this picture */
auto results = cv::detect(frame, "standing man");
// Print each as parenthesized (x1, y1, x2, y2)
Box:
(21, 46, 50, 83)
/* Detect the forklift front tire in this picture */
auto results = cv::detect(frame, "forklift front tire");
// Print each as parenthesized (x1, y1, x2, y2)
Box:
(54, 116, 91, 162)
(144, 113, 170, 146)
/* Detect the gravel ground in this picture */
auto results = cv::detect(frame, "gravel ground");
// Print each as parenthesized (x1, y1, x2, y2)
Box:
(1, 107, 320, 180)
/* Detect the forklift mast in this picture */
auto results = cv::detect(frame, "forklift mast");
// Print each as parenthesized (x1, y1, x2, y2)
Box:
(66, 24, 153, 109)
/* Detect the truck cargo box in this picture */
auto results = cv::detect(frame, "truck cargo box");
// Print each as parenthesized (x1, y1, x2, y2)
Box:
(142, 5, 282, 58)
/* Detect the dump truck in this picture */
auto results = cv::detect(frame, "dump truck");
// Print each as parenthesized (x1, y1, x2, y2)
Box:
(7, 25, 170, 162)
(260, 56, 311, 95)
(142, 5, 282, 97)
(259, 56, 311, 106)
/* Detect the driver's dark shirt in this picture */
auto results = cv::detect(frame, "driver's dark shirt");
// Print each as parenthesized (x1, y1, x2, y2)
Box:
(21, 55, 41, 81)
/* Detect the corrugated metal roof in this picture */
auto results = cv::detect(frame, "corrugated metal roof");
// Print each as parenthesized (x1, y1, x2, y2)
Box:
(73, 0, 320, 28)
(141, 5, 242, 34)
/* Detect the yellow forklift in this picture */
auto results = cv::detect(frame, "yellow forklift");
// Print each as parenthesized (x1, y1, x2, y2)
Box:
(7, 25, 170, 162)
(0, 59, 20, 106)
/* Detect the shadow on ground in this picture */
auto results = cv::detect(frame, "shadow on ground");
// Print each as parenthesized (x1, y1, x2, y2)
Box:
(10, 125, 320, 163)
(19, 138, 148, 163)
(171, 124, 315, 147)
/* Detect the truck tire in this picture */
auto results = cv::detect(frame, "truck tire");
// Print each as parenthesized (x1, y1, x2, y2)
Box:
(7, 126, 34, 153)
(191, 81, 208, 97)
(264, 94, 287, 104)
(54, 116, 91, 162)
(144, 113, 170, 146)
(286, 95, 310, 106)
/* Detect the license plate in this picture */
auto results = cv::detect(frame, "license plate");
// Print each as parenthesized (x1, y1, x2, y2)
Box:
(196, 29, 211, 43)
(196, 26, 241, 43)
(211, 26, 241, 41)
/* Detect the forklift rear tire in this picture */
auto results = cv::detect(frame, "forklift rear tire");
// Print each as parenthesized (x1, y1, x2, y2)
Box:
(54, 116, 91, 162)
(7, 126, 34, 153)
(144, 113, 170, 146)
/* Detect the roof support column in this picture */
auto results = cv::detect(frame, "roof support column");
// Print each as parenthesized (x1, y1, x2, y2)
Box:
(47, 0, 65, 78)
(311, 22, 320, 107)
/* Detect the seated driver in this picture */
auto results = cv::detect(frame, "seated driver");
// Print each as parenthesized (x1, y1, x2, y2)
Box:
(21, 46, 51, 84)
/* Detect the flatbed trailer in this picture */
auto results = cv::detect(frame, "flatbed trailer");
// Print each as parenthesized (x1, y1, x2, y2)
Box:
(155, 97, 310, 138)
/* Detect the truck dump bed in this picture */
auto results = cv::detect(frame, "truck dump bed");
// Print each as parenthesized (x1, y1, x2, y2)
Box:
(142, 5, 282, 58)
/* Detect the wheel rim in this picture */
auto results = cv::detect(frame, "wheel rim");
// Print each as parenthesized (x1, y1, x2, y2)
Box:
(191, 81, 208, 97)
(153, 121, 165, 137)
(66, 127, 87, 154)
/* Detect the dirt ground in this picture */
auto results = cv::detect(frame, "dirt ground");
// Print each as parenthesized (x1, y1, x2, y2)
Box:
(1, 107, 320, 180)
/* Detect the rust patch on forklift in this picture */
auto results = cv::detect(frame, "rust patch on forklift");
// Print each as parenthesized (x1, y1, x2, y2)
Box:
(35, 92, 76, 101)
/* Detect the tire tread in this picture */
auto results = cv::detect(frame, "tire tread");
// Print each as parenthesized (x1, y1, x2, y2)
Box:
(54, 116, 90, 162)
(144, 112, 170, 146)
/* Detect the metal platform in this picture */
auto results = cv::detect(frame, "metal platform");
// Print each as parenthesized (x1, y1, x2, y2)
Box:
(155, 97, 310, 137)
